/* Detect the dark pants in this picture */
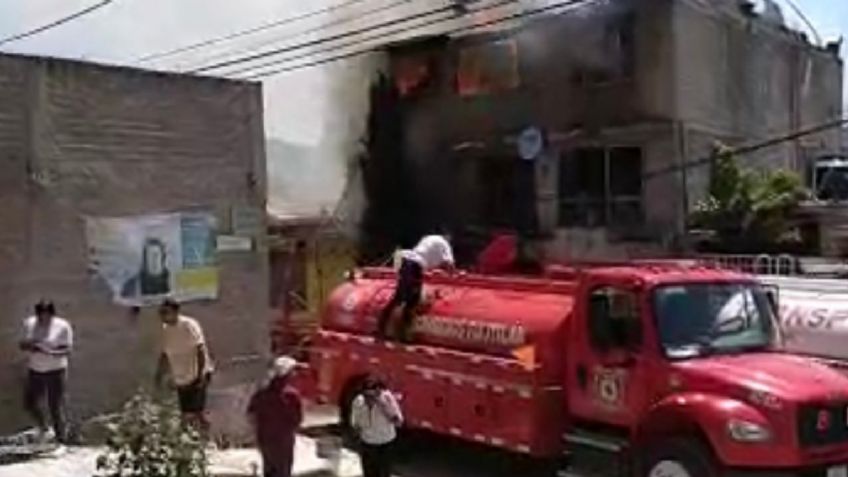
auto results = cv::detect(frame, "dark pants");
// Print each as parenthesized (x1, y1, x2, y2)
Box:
(177, 374, 211, 414)
(360, 442, 392, 477)
(24, 369, 66, 442)
(378, 258, 423, 340)
(261, 442, 295, 477)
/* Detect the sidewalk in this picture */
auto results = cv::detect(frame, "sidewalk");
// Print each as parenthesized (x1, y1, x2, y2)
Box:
(0, 435, 362, 477)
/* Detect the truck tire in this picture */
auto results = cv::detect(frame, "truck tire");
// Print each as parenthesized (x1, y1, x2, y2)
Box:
(641, 438, 718, 477)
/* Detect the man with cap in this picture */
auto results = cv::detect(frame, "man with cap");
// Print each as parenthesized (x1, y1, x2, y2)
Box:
(247, 356, 303, 477)
(19, 300, 73, 444)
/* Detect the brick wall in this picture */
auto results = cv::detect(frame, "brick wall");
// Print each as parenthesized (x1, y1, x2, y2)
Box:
(0, 54, 269, 433)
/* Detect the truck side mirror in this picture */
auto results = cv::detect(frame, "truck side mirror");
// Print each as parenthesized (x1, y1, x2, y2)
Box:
(763, 285, 779, 315)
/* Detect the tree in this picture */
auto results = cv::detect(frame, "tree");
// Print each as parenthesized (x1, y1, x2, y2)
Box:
(690, 144, 809, 252)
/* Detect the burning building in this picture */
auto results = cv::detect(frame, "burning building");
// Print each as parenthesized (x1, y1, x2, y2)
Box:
(346, 0, 843, 262)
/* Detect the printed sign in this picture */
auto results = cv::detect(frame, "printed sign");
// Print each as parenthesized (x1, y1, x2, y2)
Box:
(413, 315, 527, 348)
(591, 367, 627, 409)
(86, 211, 218, 306)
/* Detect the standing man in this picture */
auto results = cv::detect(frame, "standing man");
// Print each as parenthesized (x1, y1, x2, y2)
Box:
(350, 376, 403, 477)
(377, 233, 455, 341)
(247, 356, 303, 477)
(155, 299, 214, 435)
(19, 300, 73, 444)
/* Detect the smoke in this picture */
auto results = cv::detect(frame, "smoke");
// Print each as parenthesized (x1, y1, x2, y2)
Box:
(269, 0, 636, 227)
(519, 0, 634, 74)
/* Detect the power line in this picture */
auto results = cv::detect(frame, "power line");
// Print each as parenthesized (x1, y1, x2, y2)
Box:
(136, 0, 377, 64)
(222, 0, 518, 78)
(177, 0, 416, 72)
(188, 1, 470, 74)
(0, 0, 114, 47)
(244, 0, 597, 79)
(643, 117, 848, 182)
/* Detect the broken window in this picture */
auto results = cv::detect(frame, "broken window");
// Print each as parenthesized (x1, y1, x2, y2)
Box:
(559, 147, 643, 228)
(456, 39, 519, 96)
(389, 37, 446, 98)
(391, 52, 439, 98)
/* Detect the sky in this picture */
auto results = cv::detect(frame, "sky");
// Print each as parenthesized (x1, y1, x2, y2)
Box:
(0, 0, 846, 213)
(0, 0, 844, 145)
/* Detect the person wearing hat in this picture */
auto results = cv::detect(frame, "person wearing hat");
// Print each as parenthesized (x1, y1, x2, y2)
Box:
(19, 300, 73, 444)
(247, 356, 303, 477)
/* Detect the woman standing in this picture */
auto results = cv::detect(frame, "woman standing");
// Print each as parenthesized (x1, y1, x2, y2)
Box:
(350, 376, 403, 477)
(247, 357, 303, 477)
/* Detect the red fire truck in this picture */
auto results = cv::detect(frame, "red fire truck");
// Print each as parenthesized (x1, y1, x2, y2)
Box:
(297, 263, 848, 477)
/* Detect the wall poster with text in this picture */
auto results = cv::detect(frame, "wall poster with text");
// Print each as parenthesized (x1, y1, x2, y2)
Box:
(86, 211, 218, 306)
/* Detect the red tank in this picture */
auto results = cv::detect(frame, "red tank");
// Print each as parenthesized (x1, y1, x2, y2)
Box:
(320, 268, 574, 379)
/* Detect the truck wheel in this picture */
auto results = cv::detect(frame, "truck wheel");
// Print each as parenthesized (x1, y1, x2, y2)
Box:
(641, 438, 717, 477)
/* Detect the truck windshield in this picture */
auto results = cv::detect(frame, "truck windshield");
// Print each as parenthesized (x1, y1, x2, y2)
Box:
(653, 283, 776, 360)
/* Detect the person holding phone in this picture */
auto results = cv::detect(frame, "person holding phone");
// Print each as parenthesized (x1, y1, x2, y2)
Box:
(350, 376, 403, 477)
(19, 300, 73, 445)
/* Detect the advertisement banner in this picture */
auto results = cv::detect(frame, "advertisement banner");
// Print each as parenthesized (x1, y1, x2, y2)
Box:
(86, 212, 218, 306)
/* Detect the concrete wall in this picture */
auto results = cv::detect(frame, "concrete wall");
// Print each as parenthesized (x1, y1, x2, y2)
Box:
(673, 0, 843, 172)
(0, 54, 269, 433)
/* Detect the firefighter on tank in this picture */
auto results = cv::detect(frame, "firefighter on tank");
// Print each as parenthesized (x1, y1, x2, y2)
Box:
(378, 233, 455, 342)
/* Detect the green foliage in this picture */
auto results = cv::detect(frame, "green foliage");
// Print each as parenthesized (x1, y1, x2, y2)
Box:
(691, 144, 808, 248)
(95, 392, 208, 477)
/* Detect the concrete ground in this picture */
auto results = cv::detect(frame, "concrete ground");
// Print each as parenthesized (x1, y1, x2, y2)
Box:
(0, 435, 362, 477)
(0, 405, 549, 477)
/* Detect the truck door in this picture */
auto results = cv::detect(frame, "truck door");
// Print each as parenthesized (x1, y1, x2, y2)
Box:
(568, 281, 649, 428)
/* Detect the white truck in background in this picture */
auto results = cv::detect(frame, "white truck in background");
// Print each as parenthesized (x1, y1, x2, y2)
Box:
(703, 254, 848, 367)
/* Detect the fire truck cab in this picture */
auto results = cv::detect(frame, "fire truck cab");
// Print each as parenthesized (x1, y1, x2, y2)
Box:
(301, 263, 848, 477)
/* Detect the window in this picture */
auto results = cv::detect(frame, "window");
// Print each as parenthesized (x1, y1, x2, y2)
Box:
(559, 147, 643, 228)
(572, 12, 635, 86)
(588, 287, 642, 352)
(391, 52, 439, 98)
(476, 156, 537, 233)
(653, 283, 776, 360)
(456, 40, 519, 96)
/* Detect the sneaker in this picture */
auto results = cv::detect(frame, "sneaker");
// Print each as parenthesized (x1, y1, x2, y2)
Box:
(37, 428, 56, 444)
(43, 444, 66, 458)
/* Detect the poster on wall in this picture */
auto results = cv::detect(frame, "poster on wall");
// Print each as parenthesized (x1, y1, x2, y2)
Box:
(85, 211, 218, 307)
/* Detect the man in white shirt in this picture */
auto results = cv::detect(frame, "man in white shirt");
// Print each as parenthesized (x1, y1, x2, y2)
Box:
(350, 376, 403, 477)
(155, 299, 214, 435)
(377, 234, 455, 341)
(19, 300, 73, 444)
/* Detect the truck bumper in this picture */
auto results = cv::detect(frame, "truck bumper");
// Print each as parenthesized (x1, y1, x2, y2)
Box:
(726, 465, 848, 477)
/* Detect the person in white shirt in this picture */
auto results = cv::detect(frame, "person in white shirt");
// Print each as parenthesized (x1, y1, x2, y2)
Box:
(350, 376, 403, 477)
(377, 233, 455, 341)
(19, 300, 73, 444)
(155, 299, 214, 435)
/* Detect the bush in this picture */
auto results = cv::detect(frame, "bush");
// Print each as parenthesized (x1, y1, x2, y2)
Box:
(690, 144, 809, 252)
(95, 392, 208, 477)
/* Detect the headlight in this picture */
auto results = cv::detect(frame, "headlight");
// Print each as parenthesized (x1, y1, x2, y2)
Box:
(727, 419, 772, 443)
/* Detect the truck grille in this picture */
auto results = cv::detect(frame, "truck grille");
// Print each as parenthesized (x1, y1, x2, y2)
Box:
(798, 403, 848, 447)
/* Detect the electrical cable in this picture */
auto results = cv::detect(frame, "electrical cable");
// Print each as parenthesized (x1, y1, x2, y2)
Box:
(176, 0, 419, 72)
(642, 117, 848, 182)
(0, 0, 114, 47)
(187, 0, 484, 73)
(136, 0, 376, 63)
(243, 0, 598, 79)
(221, 0, 518, 78)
